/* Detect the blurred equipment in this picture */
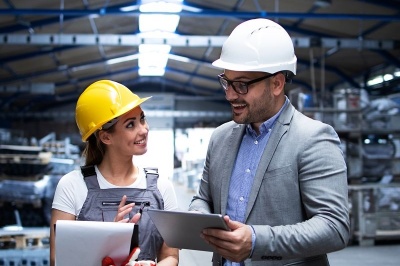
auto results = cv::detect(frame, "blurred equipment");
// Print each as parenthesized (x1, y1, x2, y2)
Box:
(299, 88, 400, 245)
(0, 130, 80, 227)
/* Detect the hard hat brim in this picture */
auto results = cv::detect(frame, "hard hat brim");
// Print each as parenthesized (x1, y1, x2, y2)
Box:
(81, 96, 151, 141)
(212, 58, 297, 75)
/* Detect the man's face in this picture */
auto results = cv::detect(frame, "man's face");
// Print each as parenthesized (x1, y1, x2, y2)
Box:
(222, 70, 277, 125)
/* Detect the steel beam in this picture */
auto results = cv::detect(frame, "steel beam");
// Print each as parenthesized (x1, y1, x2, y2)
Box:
(0, 34, 397, 50)
(0, 110, 231, 119)
(0, 83, 55, 94)
(0, 9, 399, 21)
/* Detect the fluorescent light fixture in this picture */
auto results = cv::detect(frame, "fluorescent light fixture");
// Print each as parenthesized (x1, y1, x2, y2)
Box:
(71, 64, 95, 72)
(367, 76, 384, 86)
(122, 1, 201, 13)
(181, 4, 202, 13)
(139, 53, 169, 68)
(138, 44, 171, 76)
(139, 0, 183, 13)
(384, 74, 393, 81)
(136, 1, 183, 76)
(139, 67, 166, 76)
(314, 0, 332, 7)
(139, 44, 171, 54)
(138, 31, 179, 38)
(367, 73, 397, 86)
(120, 5, 140, 12)
(139, 14, 180, 32)
(106, 54, 139, 65)
(395, 70, 400, 77)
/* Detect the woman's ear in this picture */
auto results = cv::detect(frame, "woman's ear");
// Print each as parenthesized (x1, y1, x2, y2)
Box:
(98, 130, 112, 145)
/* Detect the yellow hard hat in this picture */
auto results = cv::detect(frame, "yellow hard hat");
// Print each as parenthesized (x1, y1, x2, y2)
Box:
(75, 80, 151, 142)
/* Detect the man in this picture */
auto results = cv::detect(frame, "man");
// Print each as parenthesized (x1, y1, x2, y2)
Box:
(188, 18, 350, 266)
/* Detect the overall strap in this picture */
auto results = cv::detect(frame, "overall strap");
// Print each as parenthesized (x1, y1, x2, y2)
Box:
(144, 167, 159, 190)
(80, 165, 100, 189)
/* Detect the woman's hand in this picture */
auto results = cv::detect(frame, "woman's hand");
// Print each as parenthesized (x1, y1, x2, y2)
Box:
(102, 247, 156, 266)
(114, 195, 141, 223)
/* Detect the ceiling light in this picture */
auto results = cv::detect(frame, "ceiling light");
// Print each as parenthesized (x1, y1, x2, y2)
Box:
(138, 44, 171, 76)
(139, 0, 183, 13)
(122, 1, 201, 13)
(139, 67, 166, 76)
(136, 1, 182, 76)
(120, 5, 140, 12)
(181, 4, 202, 13)
(138, 52, 169, 68)
(383, 74, 393, 81)
(139, 14, 180, 32)
(314, 0, 332, 7)
(138, 31, 179, 38)
(367, 76, 383, 86)
(139, 44, 171, 54)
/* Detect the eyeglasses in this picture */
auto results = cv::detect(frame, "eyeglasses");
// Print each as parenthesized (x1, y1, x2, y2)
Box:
(217, 73, 276, 95)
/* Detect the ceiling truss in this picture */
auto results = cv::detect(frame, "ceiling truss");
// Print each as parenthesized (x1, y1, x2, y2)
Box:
(1, 34, 397, 50)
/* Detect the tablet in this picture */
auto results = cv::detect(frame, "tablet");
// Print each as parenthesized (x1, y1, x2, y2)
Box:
(55, 220, 137, 266)
(147, 209, 230, 252)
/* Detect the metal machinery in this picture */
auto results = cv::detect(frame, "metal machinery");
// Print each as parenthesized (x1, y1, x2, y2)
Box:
(0, 130, 80, 265)
(301, 88, 400, 246)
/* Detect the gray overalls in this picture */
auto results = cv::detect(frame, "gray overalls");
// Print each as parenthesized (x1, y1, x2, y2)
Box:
(77, 165, 164, 261)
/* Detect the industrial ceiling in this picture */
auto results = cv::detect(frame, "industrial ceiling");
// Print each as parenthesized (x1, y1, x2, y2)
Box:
(0, 0, 399, 122)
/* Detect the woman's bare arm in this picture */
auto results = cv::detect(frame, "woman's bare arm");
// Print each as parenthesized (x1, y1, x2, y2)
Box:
(156, 242, 179, 266)
(49, 209, 76, 266)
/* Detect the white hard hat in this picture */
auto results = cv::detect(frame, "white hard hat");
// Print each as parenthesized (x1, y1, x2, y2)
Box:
(213, 18, 297, 77)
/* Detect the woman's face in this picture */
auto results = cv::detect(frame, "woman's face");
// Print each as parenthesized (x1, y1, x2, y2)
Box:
(107, 106, 149, 156)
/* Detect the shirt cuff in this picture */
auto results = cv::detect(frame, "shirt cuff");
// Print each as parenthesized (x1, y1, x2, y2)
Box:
(248, 225, 256, 258)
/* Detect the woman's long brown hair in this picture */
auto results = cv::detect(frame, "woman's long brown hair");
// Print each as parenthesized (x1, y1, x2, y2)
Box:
(82, 126, 115, 166)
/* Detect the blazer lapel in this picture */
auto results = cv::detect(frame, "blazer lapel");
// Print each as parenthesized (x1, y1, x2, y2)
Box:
(244, 103, 295, 221)
(219, 123, 245, 215)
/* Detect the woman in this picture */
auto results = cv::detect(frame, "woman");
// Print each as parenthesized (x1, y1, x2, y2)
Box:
(50, 80, 179, 266)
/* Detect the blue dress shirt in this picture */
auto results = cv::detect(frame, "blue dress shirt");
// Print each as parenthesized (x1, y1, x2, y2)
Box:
(224, 98, 288, 266)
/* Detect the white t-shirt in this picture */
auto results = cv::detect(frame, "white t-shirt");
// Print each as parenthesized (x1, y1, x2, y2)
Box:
(52, 165, 179, 216)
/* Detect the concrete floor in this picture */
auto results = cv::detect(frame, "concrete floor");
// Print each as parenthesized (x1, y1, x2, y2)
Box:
(178, 243, 400, 266)
(173, 181, 400, 266)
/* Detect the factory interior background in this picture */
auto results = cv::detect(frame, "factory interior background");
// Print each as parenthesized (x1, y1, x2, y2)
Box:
(0, 0, 400, 265)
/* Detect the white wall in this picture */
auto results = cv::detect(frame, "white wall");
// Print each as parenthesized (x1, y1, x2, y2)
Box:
(134, 129, 174, 180)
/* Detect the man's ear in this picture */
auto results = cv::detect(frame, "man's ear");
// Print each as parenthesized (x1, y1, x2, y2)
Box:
(271, 73, 286, 96)
(98, 130, 112, 145)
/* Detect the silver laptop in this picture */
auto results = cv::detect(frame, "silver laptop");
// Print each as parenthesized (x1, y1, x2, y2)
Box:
(147, 209, 230, 252)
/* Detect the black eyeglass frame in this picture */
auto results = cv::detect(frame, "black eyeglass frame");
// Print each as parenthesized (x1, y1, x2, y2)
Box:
(217, 73, 277, 95)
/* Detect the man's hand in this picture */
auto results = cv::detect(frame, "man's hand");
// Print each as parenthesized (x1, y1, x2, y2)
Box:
(201, 215, 252, 262)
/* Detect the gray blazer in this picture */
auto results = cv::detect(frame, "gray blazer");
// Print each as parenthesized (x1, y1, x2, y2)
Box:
(189, 102, 350, 266)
